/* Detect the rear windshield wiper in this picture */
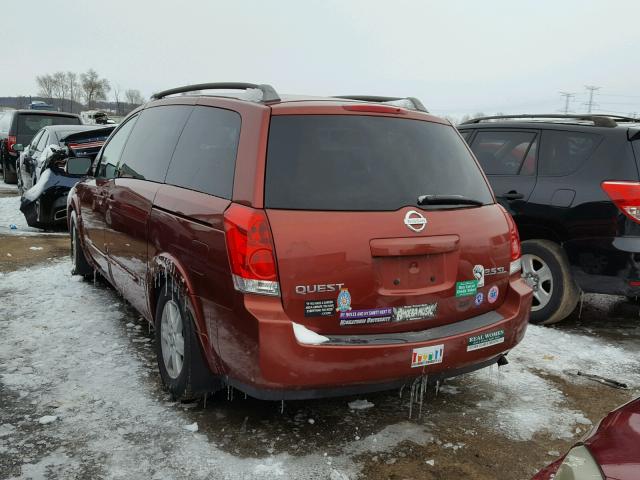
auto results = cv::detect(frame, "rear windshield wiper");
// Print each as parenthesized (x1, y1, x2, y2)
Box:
(417, 194, 484, 206)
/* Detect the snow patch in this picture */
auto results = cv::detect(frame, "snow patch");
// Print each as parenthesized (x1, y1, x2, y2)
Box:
(348, 399, 375, 410)
(292, 322, 330, 345)
(37, 415, 58, 425)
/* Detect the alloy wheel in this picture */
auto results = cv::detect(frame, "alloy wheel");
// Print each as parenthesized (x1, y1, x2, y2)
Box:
(521, 254, 554, 311)
(160, 300, 185, 379)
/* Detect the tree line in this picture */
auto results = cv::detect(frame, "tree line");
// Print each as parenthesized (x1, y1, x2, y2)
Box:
(35, 69, 144, 115)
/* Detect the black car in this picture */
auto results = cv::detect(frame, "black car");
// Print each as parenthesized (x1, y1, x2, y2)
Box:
(458, 114, 640, 324)
(0, 109, 81, 184)
(16, 125, 114, 194)
(19, 126, 115, 229)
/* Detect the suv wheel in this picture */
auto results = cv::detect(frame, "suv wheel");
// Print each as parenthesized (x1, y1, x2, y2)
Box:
(521, 239, 579, 325)
(155, 284, 213, 400)
(70, 212, 93, 278)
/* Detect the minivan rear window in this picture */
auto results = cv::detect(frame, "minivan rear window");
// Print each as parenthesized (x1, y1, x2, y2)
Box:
(265, 115, 494, 211)
(17, 114, 80, 136)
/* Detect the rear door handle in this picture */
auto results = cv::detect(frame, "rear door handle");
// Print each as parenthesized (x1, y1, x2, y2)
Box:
(502, 191, 524, 201)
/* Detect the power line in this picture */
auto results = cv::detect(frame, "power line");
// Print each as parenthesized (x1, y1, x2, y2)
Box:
(559, 91, 575, 114)
(584, 85, 600, 113)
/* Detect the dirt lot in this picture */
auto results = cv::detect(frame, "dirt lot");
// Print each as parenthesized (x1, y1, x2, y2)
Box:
(0, 216, 638, 480)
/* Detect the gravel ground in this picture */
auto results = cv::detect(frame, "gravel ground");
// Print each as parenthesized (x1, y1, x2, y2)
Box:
(0, 217, 638, 479)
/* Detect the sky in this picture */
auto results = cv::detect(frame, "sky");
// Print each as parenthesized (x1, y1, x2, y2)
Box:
(2, 0, 640, 119)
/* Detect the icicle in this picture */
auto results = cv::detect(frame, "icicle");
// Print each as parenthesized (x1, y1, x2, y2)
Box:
(227, 385, 231, 401)
(93, 269, 97, 285)
(203, 392, 207, 409)
(399, 384, 405, 399)
(244, 392, 247, 400)
(418, 375, 427, 419)
(280, 400, 284, 414)
(435, 380, 440, 397)
(578, 290, 584, 319)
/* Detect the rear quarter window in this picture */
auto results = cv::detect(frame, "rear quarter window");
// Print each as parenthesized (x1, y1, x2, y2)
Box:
(265, 115, 494, 211)
(16, 114, 80, 136)
(539, 130, 601, 176)
(164, 106, 240, 199)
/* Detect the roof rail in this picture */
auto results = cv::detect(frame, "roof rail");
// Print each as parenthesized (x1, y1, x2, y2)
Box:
(150, 82, 280, 103)
(333, 95, 428, 113)
(460, 113, 633, 128)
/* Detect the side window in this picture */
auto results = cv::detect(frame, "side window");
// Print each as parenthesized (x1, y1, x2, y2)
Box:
(97, 115, 138, 179)
(459, 129, 473, 143)
(539, 130, 601, 176)
(165, 106, 241, 198)
(30, 131, 44, 150)
(118, 105, 193, 182)
(36, 132, 49, 153)
(470, 131, 537, 175)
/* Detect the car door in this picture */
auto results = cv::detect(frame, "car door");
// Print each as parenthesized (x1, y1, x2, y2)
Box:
(76, 115, 139, 274)
(468, 129, 539, 217)
(106, 105, 192, 317)
(20, 130, 44, 189)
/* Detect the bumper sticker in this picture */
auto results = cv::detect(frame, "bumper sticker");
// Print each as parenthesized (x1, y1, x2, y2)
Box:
(467, 329, 505, 351)
(473, 264, 485, 287)
(488, 285, 499, 304)
(455, 280, 478, 297)
(336, 288, 352, 313)
(411, 344, 444, 367)
(339, 307, 393, 326)
(393, 303, 438, 322)
(304, 300, 336, 317)
(474, 292, 484, 306)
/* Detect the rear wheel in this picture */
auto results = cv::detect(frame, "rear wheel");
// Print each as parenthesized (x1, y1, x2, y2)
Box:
(521, 239, 579, 325)
(155, 283, 215, 400)
(70, 212, 93, 278)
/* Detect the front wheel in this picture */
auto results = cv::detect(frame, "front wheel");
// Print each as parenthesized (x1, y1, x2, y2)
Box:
(154, 284, 215, 400)
(521, 239, 579, 325)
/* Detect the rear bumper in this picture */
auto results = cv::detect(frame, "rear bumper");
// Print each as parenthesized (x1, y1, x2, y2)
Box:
(566, 236, 640, 296)
(226, 277, 532, 400)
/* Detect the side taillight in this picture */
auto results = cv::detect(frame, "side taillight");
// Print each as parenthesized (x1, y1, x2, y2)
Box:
(223, 204, 280, 296)
(601, 180, 640, 224)
(7, 135, 17, 152)
(498, 205, 522, 275)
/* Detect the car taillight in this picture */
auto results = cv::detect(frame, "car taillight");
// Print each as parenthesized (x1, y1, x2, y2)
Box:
(601, 180, 640, 223)
(223, 204, 280, 296)
(7, 135, 17, 152)
(498, 205, 522, 275)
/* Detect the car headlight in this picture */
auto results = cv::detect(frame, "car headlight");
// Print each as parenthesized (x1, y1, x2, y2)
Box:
(554, 445, 604, 480)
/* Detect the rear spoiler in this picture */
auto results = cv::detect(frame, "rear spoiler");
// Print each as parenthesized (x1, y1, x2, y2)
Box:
(60, 126, 116, 144)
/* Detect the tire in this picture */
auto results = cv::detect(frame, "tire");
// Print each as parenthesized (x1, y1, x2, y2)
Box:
(70, 212, 93, 278)
(521, 239, 580, 325)
(154, 283, 215, 400)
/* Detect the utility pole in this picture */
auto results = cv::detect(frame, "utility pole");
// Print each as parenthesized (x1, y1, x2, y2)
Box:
(584, 85, 600, 113)
(559, 92, 575, 114)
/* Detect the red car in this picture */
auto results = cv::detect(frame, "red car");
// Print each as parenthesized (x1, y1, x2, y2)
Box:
(66, 82, 532, 400)
(533, 397, 640, 480)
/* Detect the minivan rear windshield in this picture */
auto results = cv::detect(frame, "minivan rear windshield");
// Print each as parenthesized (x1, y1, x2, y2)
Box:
(17, 114, 81, 136)
(265, 115, 494, 211)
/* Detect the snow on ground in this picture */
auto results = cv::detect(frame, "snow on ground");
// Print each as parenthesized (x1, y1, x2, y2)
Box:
(0, 183, 18, 195)
(0, 195, 65, 236)
(465, 320, 640, 441)
(1, 260, 639, 478)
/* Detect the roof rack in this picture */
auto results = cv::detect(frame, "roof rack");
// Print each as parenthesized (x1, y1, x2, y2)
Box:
(333, 95, 428, 113)
(460, 113, 637, 128)
(150, 82, 280, 103)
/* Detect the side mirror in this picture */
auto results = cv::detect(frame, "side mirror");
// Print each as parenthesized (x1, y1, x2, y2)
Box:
(13, 144, 23, 152)
(65, 157, 93, 176)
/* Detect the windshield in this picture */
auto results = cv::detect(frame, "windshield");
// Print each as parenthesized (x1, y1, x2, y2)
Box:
(265, 115, 494, 211)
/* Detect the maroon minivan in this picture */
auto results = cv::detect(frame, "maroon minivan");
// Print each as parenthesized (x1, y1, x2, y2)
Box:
(67, 83, 532, 400)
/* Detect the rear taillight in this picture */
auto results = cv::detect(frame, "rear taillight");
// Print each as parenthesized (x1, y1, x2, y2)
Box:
(7, 135, 17, 152)
(223, 204, 280, 296)
(498, 205, 522, 275)
(601, 181, 640, 223)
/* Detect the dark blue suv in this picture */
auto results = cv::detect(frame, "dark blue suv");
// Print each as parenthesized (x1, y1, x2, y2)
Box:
(459, 114, 640, 324)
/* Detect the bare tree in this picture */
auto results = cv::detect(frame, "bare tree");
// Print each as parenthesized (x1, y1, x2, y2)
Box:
(51, 71, 68, 110)
(125, 89, 144, 106)
(66, 72, 79, 113)
(35, 74, 56, 101)
(80, 69, 110, 109)
(113, 84, 121, 116)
